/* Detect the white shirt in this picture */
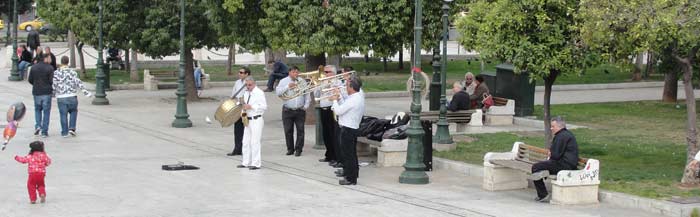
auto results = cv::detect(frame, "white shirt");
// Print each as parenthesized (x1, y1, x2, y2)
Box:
(695, 151, 700, 161)
(275, 76, 310, 109)
(231, 79, 245, 99)
(316, 79, 344, 107)
(332, 91, 365, 129)
(242, 86, 267, 117)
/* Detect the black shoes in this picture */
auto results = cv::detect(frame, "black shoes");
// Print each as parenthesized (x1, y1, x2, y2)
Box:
(319, 158, 331, 162)
(331, 163, 343, 168)
(236, 165, 247, 168)
(286, 150, 294, 155)
(249, 166, 260, 170)
(294, 151, 301, 157)
(34, 128, 40, 135)
(227, 152, 242, 156)
(339, 179, 356, 185)
(534, 194, 550, 202)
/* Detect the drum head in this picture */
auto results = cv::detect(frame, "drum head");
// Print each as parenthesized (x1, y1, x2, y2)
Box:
(214, 99, 243, 127)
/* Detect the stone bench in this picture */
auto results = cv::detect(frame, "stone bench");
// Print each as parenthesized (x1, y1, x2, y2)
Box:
(483, 142, 600, 205)
(144, 69, 210, 91)
(485, 97, 514, 125)
(356, 137, 408, 167)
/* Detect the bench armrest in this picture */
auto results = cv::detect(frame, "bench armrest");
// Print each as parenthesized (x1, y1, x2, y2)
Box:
(487, 99, 515, 115)
(552, 159, 600, 186)
(483, 142, 523, 166)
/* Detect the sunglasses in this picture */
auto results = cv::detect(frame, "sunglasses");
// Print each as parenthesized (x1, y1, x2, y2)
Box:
(324, 71, 333, 73)
(239, 71, 246, 74)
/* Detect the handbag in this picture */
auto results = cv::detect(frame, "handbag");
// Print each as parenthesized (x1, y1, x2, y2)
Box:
(482, 93, 494, 109)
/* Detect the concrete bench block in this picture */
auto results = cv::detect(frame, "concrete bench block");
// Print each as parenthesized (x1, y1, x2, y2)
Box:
(551, 184, 599, 205)
(377, 139, 408, 167)
(469, 109, 483, 126)
(485, 115, 513, 125)
(483, 164, 528, 191)
(202, 73, 211, 89)
(143, 70, 158, 91)
(487, 99, 515, 115)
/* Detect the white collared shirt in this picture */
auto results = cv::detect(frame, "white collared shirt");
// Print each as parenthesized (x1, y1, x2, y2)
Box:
(242, 86, 267, 117)
(276, 76, 310, 109)
(331, 91, 365, 129)
(231, 79, 245, 99)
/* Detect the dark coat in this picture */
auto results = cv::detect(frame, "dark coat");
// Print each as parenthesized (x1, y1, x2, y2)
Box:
(28, 62, 54, 96)
(470, 82, 489, 109)
(27, 30, 40, 49)
(448, 91, 471, 112)
(550, 128, 579, 169)
(20, 50, 33, 63)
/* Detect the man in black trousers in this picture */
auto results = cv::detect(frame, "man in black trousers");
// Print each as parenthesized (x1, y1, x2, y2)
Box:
(275, 66, 310, 156)
(531, 116, 579, 202)
(227, 67, 251, 156)
(330, 75, 365, 185)
(316, 65, 343, 167)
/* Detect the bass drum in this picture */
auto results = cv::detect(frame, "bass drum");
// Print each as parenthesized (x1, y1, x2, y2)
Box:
(214, 98, 243, 127)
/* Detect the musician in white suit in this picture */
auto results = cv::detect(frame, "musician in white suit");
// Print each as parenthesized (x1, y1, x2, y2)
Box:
(237, 77, 267, 170)
(227, 67, 250, 156)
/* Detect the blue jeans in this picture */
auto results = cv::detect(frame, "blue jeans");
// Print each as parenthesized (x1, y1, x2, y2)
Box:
(266, 73, 287, 90)
(57, 96, 79, 136)
(33, 95, 52, 135)
(18, 61, 30, 79)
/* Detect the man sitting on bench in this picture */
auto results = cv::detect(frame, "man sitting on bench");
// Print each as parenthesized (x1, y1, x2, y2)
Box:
(448, 82, 470, 112)
(531, 116, 579, 202)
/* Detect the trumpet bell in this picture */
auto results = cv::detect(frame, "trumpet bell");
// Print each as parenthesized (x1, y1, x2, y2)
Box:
(214, 98, 243, 127)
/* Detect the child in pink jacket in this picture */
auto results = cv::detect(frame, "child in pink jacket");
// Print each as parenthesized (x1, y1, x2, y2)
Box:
(15, 141, 51, 204)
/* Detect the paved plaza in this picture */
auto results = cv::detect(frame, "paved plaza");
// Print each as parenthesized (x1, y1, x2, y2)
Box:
(0, 67, 674, 217)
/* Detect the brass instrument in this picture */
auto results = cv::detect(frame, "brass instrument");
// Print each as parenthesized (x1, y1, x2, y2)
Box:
(314, 71, 354, 101)
(278, 65, 325, 101)
(214, 86, 246, 127)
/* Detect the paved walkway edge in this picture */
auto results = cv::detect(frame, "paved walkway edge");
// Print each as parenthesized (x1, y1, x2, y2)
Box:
(432, 157, 698, 217)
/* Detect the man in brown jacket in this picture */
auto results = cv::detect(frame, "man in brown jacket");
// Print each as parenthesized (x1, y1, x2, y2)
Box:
(470, 74, 490, 109)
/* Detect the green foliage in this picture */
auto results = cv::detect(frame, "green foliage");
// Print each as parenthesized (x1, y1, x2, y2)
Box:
(456, 0, 587, 79)
(692, 208, 699, 217)
(356, 0, 412, 58)
(211, 0, 267, 52)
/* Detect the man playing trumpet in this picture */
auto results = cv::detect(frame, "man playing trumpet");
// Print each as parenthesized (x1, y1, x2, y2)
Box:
(276, 66, 310, 156)
(316, 65, 343, 167)
(329, 75, 365, 185)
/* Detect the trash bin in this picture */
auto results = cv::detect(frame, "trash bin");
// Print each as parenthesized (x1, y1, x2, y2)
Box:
(494, 63, 535, 116)
(480, 70, 497, 95)
(422, 120, 433, 171)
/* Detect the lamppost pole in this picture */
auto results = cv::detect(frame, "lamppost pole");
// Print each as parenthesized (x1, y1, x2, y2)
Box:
(399, 0, 429, 185)
(435, 0, 453, 144)
(8, 0, 20, 81)
(172, 0, 192, 128)
(92, 0, 109, 105)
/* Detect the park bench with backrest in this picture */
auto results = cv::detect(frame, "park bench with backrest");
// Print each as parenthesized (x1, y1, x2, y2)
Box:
(485, 97, 515, 125)
(420, 109, 484, 132)
(144, 69, 210, 91)
(482, 142, 600, 205)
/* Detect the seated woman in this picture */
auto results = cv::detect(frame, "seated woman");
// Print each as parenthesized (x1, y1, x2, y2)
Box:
(448, 82, 470, 112)
(470, 74, 490, 109)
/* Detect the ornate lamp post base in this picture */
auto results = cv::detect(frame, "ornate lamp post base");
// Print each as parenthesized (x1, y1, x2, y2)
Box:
(172, 117, 193, 128)
(91, 97, 110, 105)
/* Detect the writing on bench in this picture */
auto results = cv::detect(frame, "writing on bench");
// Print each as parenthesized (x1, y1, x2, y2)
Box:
(483, 142, 600, 205)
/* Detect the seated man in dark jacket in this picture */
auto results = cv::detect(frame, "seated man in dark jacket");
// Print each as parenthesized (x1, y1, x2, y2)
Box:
(448, 82, 470, 112)
(531, 116, 579, 202)
(265, 60, 288, 92)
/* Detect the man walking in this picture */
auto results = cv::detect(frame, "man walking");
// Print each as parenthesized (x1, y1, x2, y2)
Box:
(28, 55, 54, 138)
(236, 77, 267, 170)
(330, 75, 365, 185)
(276, 66, 310, 156)
(26, 29, 40, 54)
(227, 67, 251, 156)
(531, 116, 579, 202)
(52, 56, 91, 138)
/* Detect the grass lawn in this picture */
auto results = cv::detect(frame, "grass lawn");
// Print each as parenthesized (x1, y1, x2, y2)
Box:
(83, 59, 662, 91)
(434, 100, 700, 199)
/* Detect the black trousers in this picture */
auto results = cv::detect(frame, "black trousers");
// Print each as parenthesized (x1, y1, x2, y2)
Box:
(531, 160, 572, 198)
(340, 126, 359, 182)
(320, 107, 339, 161)
(232, 119, 244, 154)
(282, 108, 306, 152)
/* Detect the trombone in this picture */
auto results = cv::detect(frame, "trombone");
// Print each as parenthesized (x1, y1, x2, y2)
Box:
(314, 71, 354, 101)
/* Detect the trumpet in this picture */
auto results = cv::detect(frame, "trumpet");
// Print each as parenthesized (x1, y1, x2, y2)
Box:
(315, 86, 343, 101)
(278, 66, 325, 100)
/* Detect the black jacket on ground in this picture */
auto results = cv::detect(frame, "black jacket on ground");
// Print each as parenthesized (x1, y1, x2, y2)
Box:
(549, 128, 579, 169)
(448, 91, 471, 112)
(28, 62, 54, 96)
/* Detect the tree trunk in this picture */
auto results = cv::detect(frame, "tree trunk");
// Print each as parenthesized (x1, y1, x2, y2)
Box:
(227, 44, 235, 76)
(680, 56, 699, 184)
(184, 49, 198, 101)
(76, 42, 86, 78)
(364, 54, 369, 63)
(327, 54, 341, 67)
(543, 70, 560, 148)
(130, 49, 138, 82)
(124, 49, 130, 74)
(264, 48, 273, 64)
(631, 53, 644, 81)
(274, 49, 287, 63)
(662, 70, 678, 103)
(68, 31, 76, 67)
(399, 47, 404, 70)
(644, 51, 654, 79)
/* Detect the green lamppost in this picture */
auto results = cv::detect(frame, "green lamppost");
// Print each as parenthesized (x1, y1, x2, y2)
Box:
(8, 0, 20, 81)
(435, 0, 453, 144)
(171, 0, 192, 128)
(313, 106, 325, 149)
(399, 0, 429, 185)
(92, 0, 109, 105)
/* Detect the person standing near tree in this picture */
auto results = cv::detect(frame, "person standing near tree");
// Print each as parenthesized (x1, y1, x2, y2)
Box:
(276, 66, 310, 157)
(227, 67, 251, 156)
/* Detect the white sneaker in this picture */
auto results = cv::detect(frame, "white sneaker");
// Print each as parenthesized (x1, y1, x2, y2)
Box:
(69, 130, 77, 137)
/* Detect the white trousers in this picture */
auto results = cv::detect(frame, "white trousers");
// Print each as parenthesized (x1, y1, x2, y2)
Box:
(242, 118, 264, 167)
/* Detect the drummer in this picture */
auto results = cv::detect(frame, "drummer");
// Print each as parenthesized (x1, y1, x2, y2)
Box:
(227, 67, 251, 156)
(275, 66, 310, 156)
